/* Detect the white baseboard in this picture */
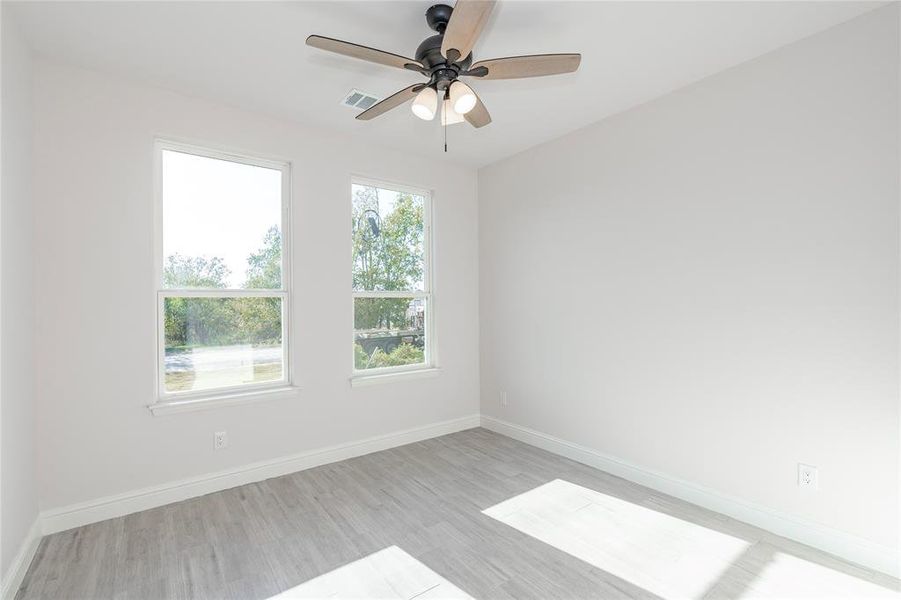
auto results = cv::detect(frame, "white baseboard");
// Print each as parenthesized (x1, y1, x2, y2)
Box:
(42, 414, 480, 535)
(480, 415, 899, 579)
(1, 517, 41, 600)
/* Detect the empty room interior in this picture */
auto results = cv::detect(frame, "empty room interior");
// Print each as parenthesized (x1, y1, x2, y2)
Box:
(1, 1, 900, 598)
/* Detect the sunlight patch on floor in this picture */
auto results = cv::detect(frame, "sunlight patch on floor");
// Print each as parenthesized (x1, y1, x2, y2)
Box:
(483, 479, 751, 599)
(738, 551, 899, 599)
(269, 545, 474, 599)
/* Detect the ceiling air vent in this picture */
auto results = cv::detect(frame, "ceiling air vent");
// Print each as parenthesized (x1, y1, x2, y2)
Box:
(342, 89, 380, 110)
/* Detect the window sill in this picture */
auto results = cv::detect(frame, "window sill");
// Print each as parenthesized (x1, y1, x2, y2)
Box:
(148, 385, 301, 416)
(350, 367, 442, 387)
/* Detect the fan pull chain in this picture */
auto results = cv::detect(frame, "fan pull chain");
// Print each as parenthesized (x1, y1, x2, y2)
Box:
(443, 87, 449, 152)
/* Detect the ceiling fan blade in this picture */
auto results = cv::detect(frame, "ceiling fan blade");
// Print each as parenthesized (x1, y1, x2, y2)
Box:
(307, 35, 424, 71)
(356, 85, 423, 121)
(468, 54, 581, 80)
(464, 90, 491, 128)
(441, 0, 495, 63)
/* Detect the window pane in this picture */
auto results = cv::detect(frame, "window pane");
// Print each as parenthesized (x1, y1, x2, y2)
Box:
(352, 184, 425, 292)
(163, 150, 282, 289)
(163, 297, 283, 393)
(354, 297, 426, 370)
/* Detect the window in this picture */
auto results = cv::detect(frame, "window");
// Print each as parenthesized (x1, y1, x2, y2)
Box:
(352, 179, 432, 376)
(156, 141, 290, 403)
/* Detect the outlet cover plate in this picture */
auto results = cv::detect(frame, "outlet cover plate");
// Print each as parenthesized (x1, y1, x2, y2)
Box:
(798, 463, 818, 490)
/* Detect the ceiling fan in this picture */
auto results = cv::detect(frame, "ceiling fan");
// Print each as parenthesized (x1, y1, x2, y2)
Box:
(306, 1, 581, 129)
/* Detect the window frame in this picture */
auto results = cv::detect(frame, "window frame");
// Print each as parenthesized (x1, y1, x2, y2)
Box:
(153, 139, 293, 407)
(351, 176, 435, 380)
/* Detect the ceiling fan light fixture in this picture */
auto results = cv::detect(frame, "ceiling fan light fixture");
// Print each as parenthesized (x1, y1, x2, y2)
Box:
(449, 80, 477, 114)
(411, 86, 438, 120)
(441, 98, 466, 126)
(307, 0, 580, 132)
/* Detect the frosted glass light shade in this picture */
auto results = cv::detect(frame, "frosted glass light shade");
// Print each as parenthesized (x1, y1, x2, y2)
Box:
(441, 98, 465, 125)
(411, 87, 438, 120)
(449, 81, 477, 115)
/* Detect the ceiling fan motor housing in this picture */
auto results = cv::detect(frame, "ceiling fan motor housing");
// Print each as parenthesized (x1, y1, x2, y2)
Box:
(418, 5, 473, 88)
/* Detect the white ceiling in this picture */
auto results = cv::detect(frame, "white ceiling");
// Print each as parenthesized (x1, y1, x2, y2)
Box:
(9, 1, 882, 168)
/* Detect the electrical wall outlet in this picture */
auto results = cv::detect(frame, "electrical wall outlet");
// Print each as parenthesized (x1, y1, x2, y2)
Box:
(214, 431, 228, 450)
(500, 391, 508, 407)
(798, 463, 818, 489)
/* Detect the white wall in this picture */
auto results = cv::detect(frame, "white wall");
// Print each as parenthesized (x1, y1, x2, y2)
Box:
(0, 5, 38, 579)
(480, 5, 899, 554)
(31, 62, 479, 512)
